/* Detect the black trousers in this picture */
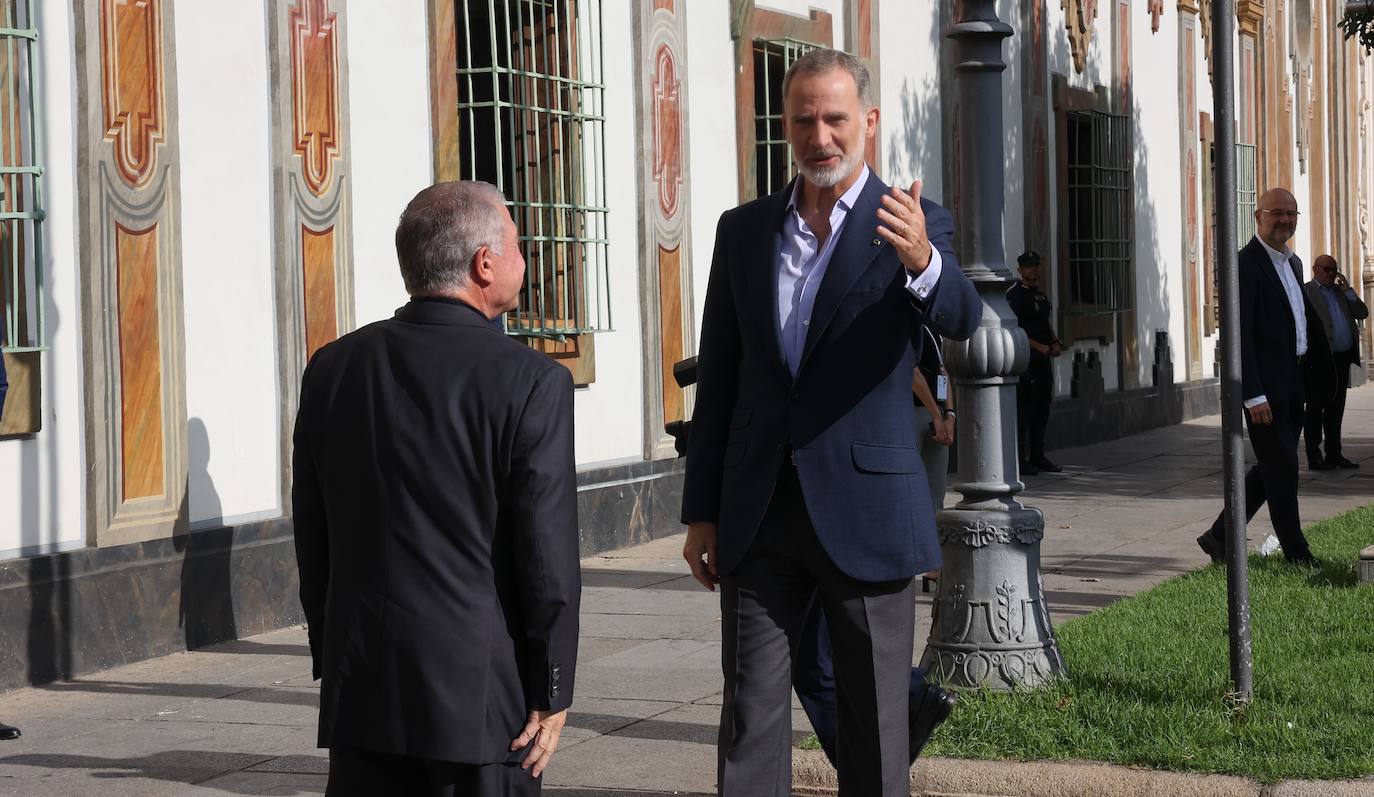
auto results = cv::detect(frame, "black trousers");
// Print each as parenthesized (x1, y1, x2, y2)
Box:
(1304, 350, 1355, 460)
(1018, 354, 1054, 459)
(718, 462, 915, 797)
(1204, 396, 1313, 561)
(326, 747, 540, 797)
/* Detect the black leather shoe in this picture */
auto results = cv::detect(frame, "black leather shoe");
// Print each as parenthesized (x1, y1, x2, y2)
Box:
(1330, 456, 1359, 470)
(909, 685, 956, 763)
(1021, 460, 1040, 476)
(1285, 553, 1319, 567)
(1309, 455, 1333, 471)
(1031, 456, 1062, 473)
(1196, 532, 1225, 564)
(0, 722, 20, 741)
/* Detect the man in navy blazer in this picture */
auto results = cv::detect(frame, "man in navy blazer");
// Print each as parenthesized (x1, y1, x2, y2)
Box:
(1197, 187, 1332, 566)
(681, 49, 980, 796)
(293, 182, 580, 795)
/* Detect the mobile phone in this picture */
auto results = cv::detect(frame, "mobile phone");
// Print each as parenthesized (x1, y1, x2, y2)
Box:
(936, 374, 948, 402)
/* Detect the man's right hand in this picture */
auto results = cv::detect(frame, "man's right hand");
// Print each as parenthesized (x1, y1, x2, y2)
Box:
(683, 521, 719, 591)
(1247, 401, 1273, 425)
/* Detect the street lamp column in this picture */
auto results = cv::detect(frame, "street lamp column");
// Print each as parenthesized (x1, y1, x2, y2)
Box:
(919, 0, 1066, 690)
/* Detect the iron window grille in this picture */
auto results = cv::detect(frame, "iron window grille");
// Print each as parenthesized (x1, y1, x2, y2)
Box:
(456, 0, 610, 338)
(1065, 109, 1132, 315)
(1234, 142, 1257, 246)
(752, 37, 817, 199)
(0, 0, 44, 353)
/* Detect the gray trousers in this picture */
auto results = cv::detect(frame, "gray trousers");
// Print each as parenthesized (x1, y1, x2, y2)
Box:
(914, 406, 949, 510)
(718, 463, 916, 797)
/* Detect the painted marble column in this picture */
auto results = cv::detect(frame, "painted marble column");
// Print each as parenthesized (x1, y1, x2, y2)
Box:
(76, 0, 188, 546)
(634, 0, 696, 459)
(269, 0, 355, 510)
(1178, 2, 1203, 379)
(1021, 0, 1051, 262)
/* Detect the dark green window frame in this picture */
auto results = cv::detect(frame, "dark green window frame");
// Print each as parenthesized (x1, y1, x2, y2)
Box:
(1065, 109, 1132, 315)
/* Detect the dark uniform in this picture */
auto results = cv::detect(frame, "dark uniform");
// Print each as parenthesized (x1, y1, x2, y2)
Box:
(1006, 280, 1058, 470)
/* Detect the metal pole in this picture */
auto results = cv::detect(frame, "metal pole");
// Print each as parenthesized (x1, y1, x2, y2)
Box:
(1211, 0, 1253, 703)
(919, 0, 1065, 690)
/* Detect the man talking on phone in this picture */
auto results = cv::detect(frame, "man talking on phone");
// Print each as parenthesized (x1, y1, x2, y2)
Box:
(1303, 254, 1368, 470)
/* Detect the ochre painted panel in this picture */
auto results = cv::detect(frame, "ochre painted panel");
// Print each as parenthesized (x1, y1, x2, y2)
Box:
(116, 222, 163, 500)
(301, 225, 338, 360)
(289, 0, 341, 196)
(658, 245, 684, 425)
(100, 0, 165, 187)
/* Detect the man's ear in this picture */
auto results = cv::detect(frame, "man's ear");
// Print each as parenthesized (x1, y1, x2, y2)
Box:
(470, 245, 492, 286)
(865, 105, 879, 140)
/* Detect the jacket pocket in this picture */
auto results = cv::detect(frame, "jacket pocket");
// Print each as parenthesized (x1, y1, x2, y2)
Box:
(851, 442, 921, 474)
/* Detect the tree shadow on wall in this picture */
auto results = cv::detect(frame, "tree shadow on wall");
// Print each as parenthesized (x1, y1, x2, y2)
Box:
(174, 417, 237, 650)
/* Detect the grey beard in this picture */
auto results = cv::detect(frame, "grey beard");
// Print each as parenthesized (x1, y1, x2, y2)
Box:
(796, 148, 863, 188)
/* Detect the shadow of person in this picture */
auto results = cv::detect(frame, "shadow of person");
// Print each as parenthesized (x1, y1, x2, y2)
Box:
(174, 418, 237, 649)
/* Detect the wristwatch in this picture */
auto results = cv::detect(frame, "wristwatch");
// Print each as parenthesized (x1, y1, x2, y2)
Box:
(942, 409, 956, 419)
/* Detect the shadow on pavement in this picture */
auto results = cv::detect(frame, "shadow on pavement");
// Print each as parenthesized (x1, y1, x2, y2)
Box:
(200, 639, 313, 657)
(36, 680, 318, 706)
(0, 751, 319, 795)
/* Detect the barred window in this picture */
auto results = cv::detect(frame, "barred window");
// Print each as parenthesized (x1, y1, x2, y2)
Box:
(1234, 143, 1258, 245)
(1065, 110, 1131, 314)
(0, 0, 44, 355)
(752, 37, 816, 199)
(456, 0, 610, 337)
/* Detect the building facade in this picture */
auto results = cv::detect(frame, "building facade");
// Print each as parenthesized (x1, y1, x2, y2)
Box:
(0, 0, 1369, 688)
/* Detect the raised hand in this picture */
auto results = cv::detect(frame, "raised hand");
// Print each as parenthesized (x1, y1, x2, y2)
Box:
(876, 179, 933, 274)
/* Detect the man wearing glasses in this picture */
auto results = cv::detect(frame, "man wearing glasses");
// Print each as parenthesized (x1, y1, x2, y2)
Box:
(1303, 254, 1368, 470)
(1196, 188, 1333, 566)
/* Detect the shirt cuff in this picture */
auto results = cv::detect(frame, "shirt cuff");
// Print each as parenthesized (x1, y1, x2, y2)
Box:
(1243, 395, 1268, 408)
(904, 245, 943, 301)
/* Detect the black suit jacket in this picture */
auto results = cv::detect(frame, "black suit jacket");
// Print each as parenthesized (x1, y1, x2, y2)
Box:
(1238, 237, 1333, 407)
(682, 174, 981, 582)
(292, 297, 580, 764)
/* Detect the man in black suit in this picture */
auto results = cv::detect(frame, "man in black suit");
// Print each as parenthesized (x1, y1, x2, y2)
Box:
(682, 49, 980, 796)
(1197, 187, 1332, 566)
(293, 181, 581, 796)
(1303, 254, 1367, 470)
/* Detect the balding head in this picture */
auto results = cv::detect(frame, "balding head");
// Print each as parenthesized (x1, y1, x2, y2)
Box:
(395, 181, 509, 296)
(1312, 254, 1340, 286)
(1254, 187, 1299, 250)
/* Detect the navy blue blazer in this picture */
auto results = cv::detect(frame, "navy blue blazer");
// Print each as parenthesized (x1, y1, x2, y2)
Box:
(682, 175, 981, 582)
(1237, 237, 1333, 407)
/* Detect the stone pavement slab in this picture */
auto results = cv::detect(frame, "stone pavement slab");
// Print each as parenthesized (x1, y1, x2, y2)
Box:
(0, 386, 1370, 795)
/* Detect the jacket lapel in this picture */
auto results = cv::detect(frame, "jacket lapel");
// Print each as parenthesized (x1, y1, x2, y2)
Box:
(742, 186, 794, 383)
(797, 174, 888, 372)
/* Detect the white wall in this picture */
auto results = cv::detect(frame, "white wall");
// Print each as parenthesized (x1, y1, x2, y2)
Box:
(878, 2, 943, 202)
(0, 0, 84, 557)
(568, 2, 645, 466)
(345, 2, 431, 329)
(175, 2, 280, 528)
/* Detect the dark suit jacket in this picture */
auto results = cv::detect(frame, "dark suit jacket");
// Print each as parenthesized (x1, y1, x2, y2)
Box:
(292, 297, 580, 765)
(1238, 237, 1333, 407)
(0, 351, 7, 416)
(1303, 278, 1368, 367)
(682, 175, 981, 582)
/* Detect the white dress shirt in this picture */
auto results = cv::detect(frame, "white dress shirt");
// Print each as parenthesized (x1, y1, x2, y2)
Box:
(1245, 237, 1307, 407)
(777, 165, 943, 376)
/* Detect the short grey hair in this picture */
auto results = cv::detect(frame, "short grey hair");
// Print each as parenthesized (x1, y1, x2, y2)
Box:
(394, 181, 509, 295)
(781, 48, 876, 110)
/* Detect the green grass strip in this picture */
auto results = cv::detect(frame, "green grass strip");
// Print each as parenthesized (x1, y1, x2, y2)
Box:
(916, 502, 1374, 782)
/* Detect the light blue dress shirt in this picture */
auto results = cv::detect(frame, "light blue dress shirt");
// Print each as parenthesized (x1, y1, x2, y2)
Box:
(777, 165, 943, 376)
(1320, 284, 1353, 353)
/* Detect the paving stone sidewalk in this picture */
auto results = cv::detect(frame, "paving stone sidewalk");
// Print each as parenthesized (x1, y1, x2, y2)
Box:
(0, 386, 1370, 796)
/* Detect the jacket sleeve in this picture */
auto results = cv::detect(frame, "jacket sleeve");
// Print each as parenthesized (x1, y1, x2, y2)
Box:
(918, 201, 981, 342)
(291, 356, 328, 680)
(509, 365, 581, 713)
(0, 352, 8, 412)
(681, 212, 742, 524)
(1347, 288, 1370, 321)
(1238, 254, 1263, 402)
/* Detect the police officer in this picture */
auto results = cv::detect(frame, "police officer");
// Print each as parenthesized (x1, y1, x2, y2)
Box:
(1006, 251, 1063, 475)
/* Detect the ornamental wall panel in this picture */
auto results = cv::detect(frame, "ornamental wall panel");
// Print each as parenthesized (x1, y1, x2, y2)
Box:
(634, 0, 696, 458)
(1022, 0, 1052, 263)
(1177, 8, 1202, 379)
(75, 0, 188, 545)
(269, 0, 354, 509)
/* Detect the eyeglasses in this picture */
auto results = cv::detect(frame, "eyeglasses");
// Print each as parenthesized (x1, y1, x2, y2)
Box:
(1257, 209, 1301, 220)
